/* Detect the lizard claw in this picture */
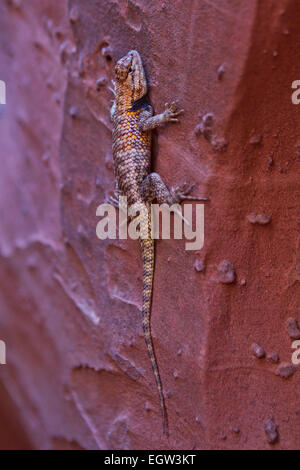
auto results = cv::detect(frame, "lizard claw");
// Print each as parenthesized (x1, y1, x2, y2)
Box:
(177, 182, 195, 193)
(164, 101, 184, 122)
(108, 79, 116, 96)
(107, 188, 127, 210)
(107, 195, 119, 208)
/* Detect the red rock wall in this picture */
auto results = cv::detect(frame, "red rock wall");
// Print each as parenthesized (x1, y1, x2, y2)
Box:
(0, 0, 299, 449)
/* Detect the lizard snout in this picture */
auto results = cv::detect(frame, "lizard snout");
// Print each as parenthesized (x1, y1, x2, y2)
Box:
(115, 53, 133, 81)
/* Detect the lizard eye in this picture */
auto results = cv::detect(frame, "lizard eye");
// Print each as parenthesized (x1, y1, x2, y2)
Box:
(115, 65, 128, 81)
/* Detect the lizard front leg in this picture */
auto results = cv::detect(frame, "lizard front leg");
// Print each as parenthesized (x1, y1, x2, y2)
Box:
(138, 101, 183, 131)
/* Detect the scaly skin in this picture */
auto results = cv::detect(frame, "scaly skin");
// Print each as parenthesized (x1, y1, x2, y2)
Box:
(111, 50, 207, 434)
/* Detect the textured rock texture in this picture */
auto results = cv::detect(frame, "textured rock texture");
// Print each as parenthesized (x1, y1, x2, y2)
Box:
(0, 0, 299, 450)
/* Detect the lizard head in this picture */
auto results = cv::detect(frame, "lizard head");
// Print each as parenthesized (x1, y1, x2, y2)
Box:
(115, 50, 147, 102)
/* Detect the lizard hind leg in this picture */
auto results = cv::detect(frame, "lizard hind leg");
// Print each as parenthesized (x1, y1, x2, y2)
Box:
(140, 172, 174, 205)
(140, 173, 207, 226)
(140, 172, 208, 205)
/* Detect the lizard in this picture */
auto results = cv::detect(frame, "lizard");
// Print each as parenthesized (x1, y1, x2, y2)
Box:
(110, 50, 207, 434)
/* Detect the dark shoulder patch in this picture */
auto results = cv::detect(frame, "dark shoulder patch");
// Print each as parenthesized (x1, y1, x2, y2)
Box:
(131, 96, 150, 112)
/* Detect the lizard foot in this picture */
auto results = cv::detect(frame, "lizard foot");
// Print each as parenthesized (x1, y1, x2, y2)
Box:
(107, 190, 130, 228)
(170, 182, 209, 203)
(107, 189, 127, 210)
(163, 101, 184, 123)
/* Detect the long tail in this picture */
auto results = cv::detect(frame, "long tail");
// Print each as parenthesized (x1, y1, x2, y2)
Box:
(140, 222, 168, 435)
